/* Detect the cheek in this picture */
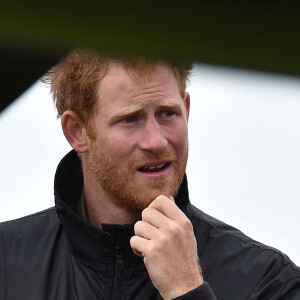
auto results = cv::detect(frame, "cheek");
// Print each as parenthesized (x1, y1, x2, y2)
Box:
(166, 123, 188, 154)
(98, 133, 136, 161)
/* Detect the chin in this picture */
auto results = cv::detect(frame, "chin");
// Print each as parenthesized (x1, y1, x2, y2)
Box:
(116, 182, 177, 214)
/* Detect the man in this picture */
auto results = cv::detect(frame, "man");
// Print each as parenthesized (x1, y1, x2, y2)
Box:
(0, 51, 299, 300)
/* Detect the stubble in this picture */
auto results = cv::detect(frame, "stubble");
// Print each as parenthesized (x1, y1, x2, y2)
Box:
(87, 142, 188, 213)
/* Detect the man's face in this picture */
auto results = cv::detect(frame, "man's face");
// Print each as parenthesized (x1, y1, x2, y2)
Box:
(87, 62, 189, 213)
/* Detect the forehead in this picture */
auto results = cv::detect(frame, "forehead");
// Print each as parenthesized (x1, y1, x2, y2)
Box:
(97, 62, 181, 104)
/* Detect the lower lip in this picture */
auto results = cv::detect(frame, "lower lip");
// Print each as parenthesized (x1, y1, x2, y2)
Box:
(137, 164, 171, 180)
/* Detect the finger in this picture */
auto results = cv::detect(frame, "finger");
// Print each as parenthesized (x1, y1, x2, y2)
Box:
(168, 195, 175, 202)
(132, 248, 143, 258)
(142, 207, 174, 229)
(130, 235, 150, 257)
(148, 195, 186, 220)
(134, 220, 159, 240)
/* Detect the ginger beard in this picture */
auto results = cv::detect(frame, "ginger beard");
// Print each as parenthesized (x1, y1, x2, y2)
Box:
(87, 141, 188, 213)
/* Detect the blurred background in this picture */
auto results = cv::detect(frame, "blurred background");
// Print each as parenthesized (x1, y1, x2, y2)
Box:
(1, 2, 299, 265)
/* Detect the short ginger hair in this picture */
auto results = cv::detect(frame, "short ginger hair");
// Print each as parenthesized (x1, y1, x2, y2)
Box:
(43, 50, 192, 128)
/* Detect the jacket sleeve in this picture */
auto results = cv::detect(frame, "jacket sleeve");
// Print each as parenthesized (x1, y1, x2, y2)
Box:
(173, 282, 217, 300)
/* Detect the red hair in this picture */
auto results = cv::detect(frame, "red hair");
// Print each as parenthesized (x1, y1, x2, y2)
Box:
(43, 50, 192, 129)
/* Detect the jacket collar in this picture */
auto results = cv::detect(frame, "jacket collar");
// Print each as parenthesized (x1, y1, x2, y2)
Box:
(54, 150, 192, 267)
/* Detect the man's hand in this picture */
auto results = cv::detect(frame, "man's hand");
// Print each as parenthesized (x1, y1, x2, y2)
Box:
(130, 195, 204, 300)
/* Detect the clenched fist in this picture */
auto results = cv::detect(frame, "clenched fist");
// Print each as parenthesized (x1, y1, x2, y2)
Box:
(130, 195, 204, 300)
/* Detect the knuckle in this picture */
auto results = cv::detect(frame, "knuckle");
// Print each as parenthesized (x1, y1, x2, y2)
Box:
(141, 208, 149, 220)
(129, 236, 137, 247)
(142, 207, 157, 220)
(151, 194, 167, 207)
(155, 194, 165, 201)
(134, 221, 143, 233)
(181, 217, 193, 230)
(159, 232, 169, 245)
(147, 240, 162, 257)
(168, 222, 181, 235)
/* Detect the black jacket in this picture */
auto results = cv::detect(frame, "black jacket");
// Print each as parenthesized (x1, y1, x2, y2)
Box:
(1, 150, 299, 299)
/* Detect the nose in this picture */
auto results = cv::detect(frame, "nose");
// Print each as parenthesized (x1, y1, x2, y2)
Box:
(138, 118, 168, 153)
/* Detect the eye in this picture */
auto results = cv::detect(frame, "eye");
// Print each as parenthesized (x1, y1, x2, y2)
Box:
(122, 116, 136, 123)
(163, 111, 175, 117)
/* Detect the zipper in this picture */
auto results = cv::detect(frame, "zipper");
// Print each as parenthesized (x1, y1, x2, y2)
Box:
(111, 230, 124, 300)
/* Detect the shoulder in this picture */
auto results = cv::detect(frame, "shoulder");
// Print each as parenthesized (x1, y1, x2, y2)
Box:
(189, 205, 300, 298)
(0, 207, 60, 249)
(190, 204, 299, 269)
(0, 207, 58, 229)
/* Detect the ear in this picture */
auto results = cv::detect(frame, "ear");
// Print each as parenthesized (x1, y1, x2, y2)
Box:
(183, 92, 190, 120)
(61, 110, 89, 153)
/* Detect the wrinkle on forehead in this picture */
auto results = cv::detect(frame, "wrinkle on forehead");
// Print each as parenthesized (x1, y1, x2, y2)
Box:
(97, 63, 181, 108)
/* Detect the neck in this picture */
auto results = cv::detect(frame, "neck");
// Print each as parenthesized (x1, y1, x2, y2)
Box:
(82, 159, 140, 228)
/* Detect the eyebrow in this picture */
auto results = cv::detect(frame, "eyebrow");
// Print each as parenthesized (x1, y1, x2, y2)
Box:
(109, 101, 182, 124)
(109, 108, 144, 124)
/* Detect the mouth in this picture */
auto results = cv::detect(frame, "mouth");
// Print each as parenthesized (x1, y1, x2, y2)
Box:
(137, 162, 171, 173)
